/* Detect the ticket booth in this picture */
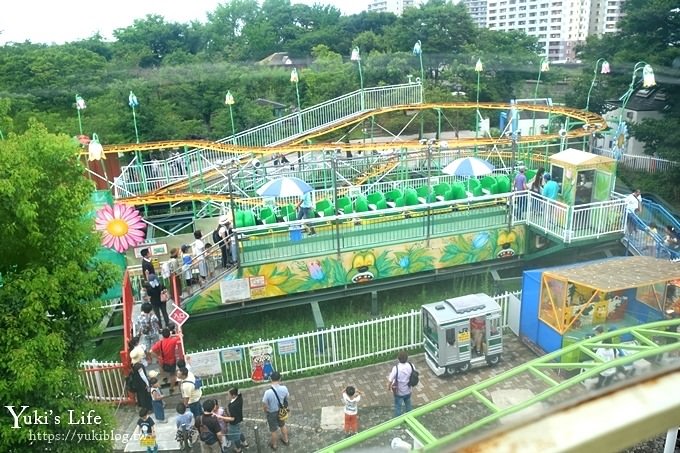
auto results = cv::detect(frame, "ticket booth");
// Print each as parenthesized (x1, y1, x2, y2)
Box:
(520, 256, 680, 358)
(548, 148, 617, 205)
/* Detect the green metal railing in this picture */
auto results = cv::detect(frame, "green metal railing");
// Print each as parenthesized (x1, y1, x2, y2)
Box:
(115, 84, 422, 198)
(321, 318, 680, 452)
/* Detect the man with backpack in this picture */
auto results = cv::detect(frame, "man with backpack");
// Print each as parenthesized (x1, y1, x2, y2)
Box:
(196, 399, 223, 453)
(387, 350, 419, 417)
(178, 367, 203, 419)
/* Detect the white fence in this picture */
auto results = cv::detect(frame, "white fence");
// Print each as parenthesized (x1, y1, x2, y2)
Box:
(189, 292, 519, 390)
(592, 147, 676, 173)
(79, 360, 129, 403)
(80, 292, 519, 400)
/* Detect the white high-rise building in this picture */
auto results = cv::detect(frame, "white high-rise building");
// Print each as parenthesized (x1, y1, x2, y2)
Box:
(367, 0, 418, 15)
(460, 0, 625, 61)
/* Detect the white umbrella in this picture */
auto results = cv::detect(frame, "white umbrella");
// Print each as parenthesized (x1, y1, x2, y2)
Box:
(442, 157, 495, 177)
(256, 177, 312, 197)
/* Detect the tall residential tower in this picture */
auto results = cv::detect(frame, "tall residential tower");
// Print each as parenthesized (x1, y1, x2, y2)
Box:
(460, 0, 626, 61)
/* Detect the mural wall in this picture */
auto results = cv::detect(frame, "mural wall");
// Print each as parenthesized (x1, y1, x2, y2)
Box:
(183, 226, 526, 313)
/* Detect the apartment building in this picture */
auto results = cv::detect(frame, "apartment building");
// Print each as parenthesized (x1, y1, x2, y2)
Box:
(367, 0, 418, 15)
(460, 0, 625, 61)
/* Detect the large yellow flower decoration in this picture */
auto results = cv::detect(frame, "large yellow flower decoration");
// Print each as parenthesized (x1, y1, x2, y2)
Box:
(94, 203, 146, 252)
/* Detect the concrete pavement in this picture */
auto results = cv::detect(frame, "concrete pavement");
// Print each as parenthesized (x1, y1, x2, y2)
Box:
(113, 334, 546, 452)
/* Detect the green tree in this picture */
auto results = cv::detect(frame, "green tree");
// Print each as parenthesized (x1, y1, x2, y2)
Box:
(569, 0, 680, 160)
(0, 121, 119, 451)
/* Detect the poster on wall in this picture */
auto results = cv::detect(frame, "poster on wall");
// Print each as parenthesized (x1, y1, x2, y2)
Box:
(221, 278, 251, 303)
(278, 339, 298, 355)
(188, 351, 222, 376)
(220, 348, 243, 363)
(249, 276, 267, 298)
(249, 344, 274, 382)
(133, 243, 167, 258)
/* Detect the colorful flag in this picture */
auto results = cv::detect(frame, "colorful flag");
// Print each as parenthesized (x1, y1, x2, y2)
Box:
(128, 91, 139, 108)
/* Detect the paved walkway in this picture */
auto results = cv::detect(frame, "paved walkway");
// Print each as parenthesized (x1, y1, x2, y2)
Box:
(113, 335, 545, 452)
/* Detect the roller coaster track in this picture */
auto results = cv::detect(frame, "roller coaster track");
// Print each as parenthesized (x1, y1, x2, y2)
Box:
(87, 103, 605, 158)
(94, 102, 607, 206)
(320, 319, 680, 452)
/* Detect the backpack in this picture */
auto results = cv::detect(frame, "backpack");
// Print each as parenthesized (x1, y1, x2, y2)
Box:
(124, 373, 137, 393)
(197, 416, 217, 445)
(212, 228, 222, 244)
(407, 362, 419, 387)
(184, 376, 202, 391)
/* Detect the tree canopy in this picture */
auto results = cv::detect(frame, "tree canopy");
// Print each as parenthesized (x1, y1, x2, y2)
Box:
(567, 0, 680, 162)
(0, 0, 549, 143)
(0, 122, 119, 451)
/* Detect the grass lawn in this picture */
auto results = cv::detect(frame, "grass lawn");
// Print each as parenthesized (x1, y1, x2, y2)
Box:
(86, 271, 516, 363)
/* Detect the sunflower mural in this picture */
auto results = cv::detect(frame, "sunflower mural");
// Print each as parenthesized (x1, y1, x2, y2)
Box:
(242, 263, 304, 297)
(394, 243, 434, 275)
(182, 288, 223, 313)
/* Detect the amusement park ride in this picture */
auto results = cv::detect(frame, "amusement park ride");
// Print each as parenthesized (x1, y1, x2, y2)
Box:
(85, 82, 630, 316)
(83, 80, 680, 451)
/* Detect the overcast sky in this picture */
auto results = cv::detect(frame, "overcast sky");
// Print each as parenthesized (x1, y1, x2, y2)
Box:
(0, 0, 367, 45)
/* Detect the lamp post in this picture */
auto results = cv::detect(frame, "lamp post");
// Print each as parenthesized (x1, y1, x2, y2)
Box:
(618, 62, 656, 124)
(290, 68, 303, 135)
(474, 58, 483, 154)
(225, 91, 237, 145)
(128, 91, 140, 144)
(75, 94, 86, 136)
(350, 47, 364, 111)
(531, 57, 550, 135)
(413, 40, 425, 140)
(585, 59, 610, 111)
(88, 132, 108, 183)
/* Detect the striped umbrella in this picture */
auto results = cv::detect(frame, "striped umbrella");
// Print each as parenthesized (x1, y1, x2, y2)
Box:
(256, 177, 312, 197)
(442, 157, 495, 177)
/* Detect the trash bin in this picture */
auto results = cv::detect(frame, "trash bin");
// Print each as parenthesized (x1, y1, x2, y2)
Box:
(289, 224, 303, 242)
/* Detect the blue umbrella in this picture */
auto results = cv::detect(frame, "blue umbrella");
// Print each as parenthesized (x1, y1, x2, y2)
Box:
(256, 177, 312, 197)
(442, 157, 495, 177)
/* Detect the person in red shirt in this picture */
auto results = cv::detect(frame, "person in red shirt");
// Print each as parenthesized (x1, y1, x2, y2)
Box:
(470, 316, 486, 356)
(151, 326, 184, 394)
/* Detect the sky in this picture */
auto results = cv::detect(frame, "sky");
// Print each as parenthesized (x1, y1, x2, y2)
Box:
(0, 0, 367, 45)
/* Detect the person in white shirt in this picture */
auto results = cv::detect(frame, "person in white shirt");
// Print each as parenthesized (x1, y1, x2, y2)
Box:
(624, 189, 641, 233)
(595, 338, 617, 389)
(192, 230, 208, 285)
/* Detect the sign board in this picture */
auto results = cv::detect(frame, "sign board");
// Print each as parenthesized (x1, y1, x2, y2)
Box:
(169, 304, 190, 327)
(133, 243, 167, 258)
(220, 348, 243, 363)
(278, 339, 298, 355)
(347, 186, 361, 198)
(221, 278, 251, 303)
(187, 350, 222, 376)
(249, 276, 267, 298)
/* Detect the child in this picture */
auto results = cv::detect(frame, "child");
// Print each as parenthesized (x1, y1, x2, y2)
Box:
(342, 386, 364, 436)
(211, 398, 235, 449)
(175, 403, 195, 451)
(149, 377, 166, 423)
(136, 408, 158, 453)
(181, 245, 192, 296)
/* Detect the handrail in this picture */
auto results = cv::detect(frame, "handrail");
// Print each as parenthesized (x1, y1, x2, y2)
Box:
(321, 318, 680, 452)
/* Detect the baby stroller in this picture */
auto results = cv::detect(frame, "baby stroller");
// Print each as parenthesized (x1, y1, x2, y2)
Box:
(175, 422, 199, 452)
